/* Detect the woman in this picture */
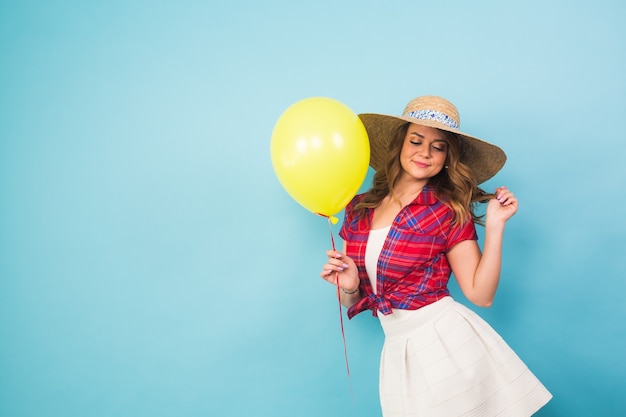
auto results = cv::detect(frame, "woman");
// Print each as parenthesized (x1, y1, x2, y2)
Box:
(320, 96, 552, 416)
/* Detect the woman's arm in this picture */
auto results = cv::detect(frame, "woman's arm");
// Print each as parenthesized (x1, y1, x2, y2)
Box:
(447, 187, 518, 307)
(320, 243, 362, 308)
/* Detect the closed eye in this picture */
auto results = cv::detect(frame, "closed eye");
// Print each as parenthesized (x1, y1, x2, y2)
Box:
(409, 141, 446, 152)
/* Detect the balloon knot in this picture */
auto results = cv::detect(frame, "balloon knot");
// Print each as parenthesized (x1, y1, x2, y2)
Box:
(315, 213, 339, 224)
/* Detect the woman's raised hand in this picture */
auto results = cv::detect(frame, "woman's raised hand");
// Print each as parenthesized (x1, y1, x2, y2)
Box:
(487, 186, 518, 224)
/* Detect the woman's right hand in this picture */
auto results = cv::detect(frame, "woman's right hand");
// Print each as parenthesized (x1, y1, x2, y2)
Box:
(320, 250, 360, 293)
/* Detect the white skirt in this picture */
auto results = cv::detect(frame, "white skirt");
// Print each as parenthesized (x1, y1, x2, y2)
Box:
(378, 297, 552, 417)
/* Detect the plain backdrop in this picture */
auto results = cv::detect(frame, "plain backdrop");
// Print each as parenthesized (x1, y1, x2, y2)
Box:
(1, 1, 625, 416)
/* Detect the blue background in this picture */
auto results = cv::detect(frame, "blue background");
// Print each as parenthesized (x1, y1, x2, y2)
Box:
(1, 1, 625, 416)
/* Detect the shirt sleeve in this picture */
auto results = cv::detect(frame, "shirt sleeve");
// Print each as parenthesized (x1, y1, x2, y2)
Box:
(338, 196, 357, 242)
(445, 215, 478, 251)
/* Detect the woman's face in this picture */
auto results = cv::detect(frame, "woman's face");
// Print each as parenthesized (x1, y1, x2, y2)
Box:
(399, 123, 448, 182)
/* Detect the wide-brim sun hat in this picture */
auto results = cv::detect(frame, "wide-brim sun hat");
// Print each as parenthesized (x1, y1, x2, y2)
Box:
(359, 95, 506, 184)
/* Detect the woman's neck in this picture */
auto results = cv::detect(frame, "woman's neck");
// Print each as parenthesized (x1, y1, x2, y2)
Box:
(372, 178, 429, 229)
(391, 177, 429, 205)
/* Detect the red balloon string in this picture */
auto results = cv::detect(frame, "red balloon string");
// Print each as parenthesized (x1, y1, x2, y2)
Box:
(325, 216, 355, 401)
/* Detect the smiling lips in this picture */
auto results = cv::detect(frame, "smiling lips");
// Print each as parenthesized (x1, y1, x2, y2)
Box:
(413, 161, 429, 168)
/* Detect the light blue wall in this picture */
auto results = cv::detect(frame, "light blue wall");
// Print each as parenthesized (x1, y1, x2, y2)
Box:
(1, 1, 625, 416)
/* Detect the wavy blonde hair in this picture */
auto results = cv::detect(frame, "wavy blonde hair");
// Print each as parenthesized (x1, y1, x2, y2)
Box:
(354, 123, 493, 226)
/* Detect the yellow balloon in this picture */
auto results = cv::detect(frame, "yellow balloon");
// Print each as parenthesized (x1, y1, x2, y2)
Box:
(271, 97, 370, 219)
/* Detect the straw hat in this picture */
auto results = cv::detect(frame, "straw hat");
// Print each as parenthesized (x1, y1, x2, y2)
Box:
(359, 95, 506, 184)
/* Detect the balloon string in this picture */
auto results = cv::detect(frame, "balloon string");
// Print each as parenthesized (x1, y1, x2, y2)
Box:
(326, 217, 355, 401)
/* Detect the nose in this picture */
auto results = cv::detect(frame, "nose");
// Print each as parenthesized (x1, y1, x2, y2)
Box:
(417, 145, 431, 158)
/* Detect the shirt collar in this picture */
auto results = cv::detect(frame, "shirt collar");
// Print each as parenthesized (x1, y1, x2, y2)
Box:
(411, 184, 438, 206)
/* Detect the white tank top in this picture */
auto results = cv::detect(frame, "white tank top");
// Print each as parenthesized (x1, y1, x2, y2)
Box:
(365, 226, 390, 294)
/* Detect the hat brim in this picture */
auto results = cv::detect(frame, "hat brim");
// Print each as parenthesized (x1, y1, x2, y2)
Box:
(358, 113, 507, 184)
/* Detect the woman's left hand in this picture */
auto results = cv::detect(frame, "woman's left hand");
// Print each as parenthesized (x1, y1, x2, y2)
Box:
(486, 186, 518, 224)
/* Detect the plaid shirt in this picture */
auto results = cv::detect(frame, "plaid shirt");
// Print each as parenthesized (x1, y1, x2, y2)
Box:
(339, 185, 477, 318)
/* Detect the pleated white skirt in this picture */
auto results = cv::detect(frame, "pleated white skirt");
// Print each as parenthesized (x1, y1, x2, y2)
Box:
(378, 297, 552, 417)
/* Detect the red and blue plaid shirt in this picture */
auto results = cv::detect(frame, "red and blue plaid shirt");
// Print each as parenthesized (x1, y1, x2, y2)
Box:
(339, 185, 477, 318)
